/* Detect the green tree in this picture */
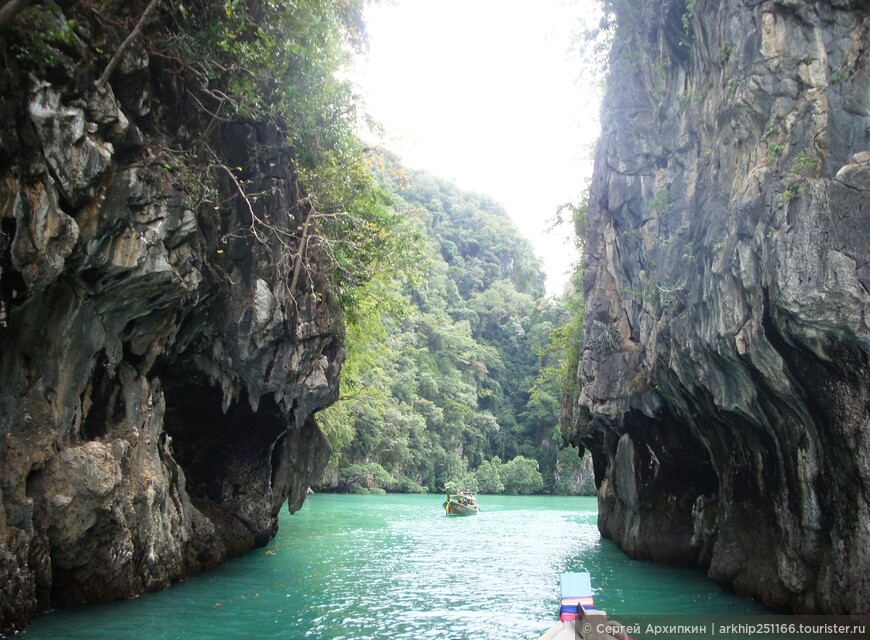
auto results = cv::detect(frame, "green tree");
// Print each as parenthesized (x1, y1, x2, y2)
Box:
(339, 463, 392, 493)
(319, 154, 565, 493)
(474, 456, 505, 493)
(500, 455, 545, 495)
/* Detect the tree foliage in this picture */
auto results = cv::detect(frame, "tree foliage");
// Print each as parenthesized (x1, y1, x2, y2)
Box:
(500, 455, 545, 495)
(339, 462, 392, 493)
(474, 457, 505, 494)
(137, 0, 407, 315)
(319, 154, 588, 494)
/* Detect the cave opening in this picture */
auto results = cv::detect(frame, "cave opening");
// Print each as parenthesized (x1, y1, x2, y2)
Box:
(161, 373, 289, 530)
(625, 408, 719, 506)
(79, 351, 125, 441)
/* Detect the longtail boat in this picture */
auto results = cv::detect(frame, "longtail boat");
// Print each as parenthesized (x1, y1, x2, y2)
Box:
(442, 489, 478, 515)
(538, 572, 632, 640)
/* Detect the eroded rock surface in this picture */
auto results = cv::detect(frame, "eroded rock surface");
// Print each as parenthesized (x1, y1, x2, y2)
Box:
(566, 0, 869, 614)
(0, 5, 340, 632)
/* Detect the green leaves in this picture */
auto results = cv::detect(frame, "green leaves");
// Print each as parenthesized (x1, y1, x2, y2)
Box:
(500, 455, 545, 494)
(533, 263, 584, 400)
(474, 457, 505, 493)
(8, 1, 77, 67)
(170, 0, 394, 312)
(320, 157, 576, 494)
(339, 462, 393, 492)
(454, 455, 544, 495)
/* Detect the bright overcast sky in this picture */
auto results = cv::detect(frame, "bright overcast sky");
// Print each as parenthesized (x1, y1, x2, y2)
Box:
(352, 0, 603, 295)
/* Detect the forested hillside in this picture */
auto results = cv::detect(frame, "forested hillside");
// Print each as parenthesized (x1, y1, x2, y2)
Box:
(317, 156, 592, 495)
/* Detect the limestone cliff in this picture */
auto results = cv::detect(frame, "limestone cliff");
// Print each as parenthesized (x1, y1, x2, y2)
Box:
(567, 0, 869, 614)
(0, 2, 342, 631)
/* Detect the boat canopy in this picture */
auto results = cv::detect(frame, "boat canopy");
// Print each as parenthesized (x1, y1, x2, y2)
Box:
(560, 572, 592, 599)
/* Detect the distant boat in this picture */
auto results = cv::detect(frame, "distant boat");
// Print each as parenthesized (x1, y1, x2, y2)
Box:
(443, 490, 479, 515)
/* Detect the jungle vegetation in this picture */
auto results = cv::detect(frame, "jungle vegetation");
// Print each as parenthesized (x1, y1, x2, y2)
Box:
(317, 155, 591, 495)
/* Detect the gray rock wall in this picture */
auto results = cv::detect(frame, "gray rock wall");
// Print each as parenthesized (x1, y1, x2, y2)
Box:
(567, 0, 869, 614)
(0, 6, 340, 632)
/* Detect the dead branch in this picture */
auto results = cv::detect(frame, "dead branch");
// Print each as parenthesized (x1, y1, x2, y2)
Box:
(96, 0, 160, 88)
(289, 209, 313, 294)
(211, 161, 268, 244)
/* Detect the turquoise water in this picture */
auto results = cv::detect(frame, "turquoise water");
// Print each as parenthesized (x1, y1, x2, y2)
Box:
(22, 494, 768, 639)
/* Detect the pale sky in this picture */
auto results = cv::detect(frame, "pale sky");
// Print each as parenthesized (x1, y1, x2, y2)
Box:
(352, 0, 603, 295)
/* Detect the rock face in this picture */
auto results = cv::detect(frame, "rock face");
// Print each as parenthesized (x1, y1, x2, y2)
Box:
(0, 5, 341, 632)
(567, 0, 869, 614)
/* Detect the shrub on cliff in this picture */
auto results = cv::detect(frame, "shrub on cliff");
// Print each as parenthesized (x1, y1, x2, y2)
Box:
(339, 462, 392, 493)
(144, 0, 419, 313)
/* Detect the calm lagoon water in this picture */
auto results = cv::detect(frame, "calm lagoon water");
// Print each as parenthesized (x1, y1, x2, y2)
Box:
(22, 494, 768, 639)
